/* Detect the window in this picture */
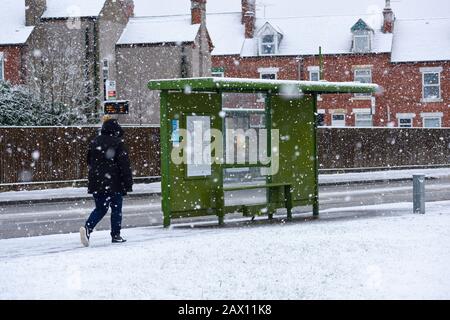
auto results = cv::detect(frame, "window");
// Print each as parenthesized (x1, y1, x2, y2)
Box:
(396, 113, 415, 128)
(354, 68, 372, 97)
(102, 59, 109, 81)
(212, 71, 224, 77)
(423, 117, 441, 128)
(212, 67, 224, 77)
(260, 34, 277, 55)
(355, 113, 372, 127)
(332, 114, 346, 127)
(316, 110, 325, 127)
(399, 118, 413, 128)
(308, 66, 320, 81)
(256, 23, 283, 56)
(258, 67, 278, 80)
(261, 73, 276, 80)
(421, 68, 442, 101)
(421, 112, 442, 128)
(351, 19, 372, 53)
(0, 52, 4, 82)
(353, 34, 370, 53)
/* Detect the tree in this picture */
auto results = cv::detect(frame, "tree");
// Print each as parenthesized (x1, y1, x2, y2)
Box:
(0, 81, 79, 126)
(27, 28, 100, 124)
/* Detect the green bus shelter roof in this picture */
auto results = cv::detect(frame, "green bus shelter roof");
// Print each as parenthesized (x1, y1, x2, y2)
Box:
(148, 77, 380, 95)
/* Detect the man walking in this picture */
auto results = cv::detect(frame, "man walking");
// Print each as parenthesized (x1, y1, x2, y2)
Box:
(80, 118, 133, 247)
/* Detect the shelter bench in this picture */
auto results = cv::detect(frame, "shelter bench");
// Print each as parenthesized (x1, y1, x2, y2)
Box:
(220, 182, 293, 224)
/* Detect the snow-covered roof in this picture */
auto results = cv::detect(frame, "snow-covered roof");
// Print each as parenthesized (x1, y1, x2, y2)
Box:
(130, 0, 244, 54)
(0, 0, 34, 45)
(391, 18, 450, 63)
(207, 13, 245, 55)
(241, 15, 393, 57)
(254, 0, 450, 20)
(117, 13, 244, 54)
(42, 0, 107, 19)
(128, 0, 449, 61)
(117, 17, 200, 45)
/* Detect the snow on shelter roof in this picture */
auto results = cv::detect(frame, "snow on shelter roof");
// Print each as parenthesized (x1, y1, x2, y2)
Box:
(148, 77, 380, 95)
(117, 17, 200, 45)
(42, 0, 106, 18)
(0, 0, 34, 45)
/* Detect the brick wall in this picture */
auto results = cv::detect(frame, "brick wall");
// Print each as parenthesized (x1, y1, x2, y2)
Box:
(0, 126, 161, 190)
(212, 54, 450, 127)
(1, 126, 449, 191)
(0, 46, 26, 85)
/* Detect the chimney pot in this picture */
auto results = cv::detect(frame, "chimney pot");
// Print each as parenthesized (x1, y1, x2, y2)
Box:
(25, 0, 47, 26)
(382, 0, 395, 33)
(191, 0, 206, 25)
(241, 0, 255, 38)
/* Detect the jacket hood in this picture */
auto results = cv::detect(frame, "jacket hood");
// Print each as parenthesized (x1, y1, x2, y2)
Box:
(101, 119, 124, 138)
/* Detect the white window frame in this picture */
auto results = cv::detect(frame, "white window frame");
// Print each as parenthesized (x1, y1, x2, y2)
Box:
(423, 117, 441, 128)
(353, 34, 371, 53)
(331, 113, 346, 127)
(258, 67, 278, 80)
(354, 113, 373, 127)
(257, 68, 279, 102)
(259, 33, 278, 56)
(398, 118, 413, 128)
(421, 112, 442, 128)
(353, 109, 372, 127)
(396, 113, 415, 128)
(353, 67, 372, 98)
(212, 71, 224, 77)
(0, 52, 4, 82)
(308, 66, 320, 81)
(421, 67, 442, 102)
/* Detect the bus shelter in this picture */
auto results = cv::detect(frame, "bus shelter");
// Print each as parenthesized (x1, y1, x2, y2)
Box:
(148, 77, 379, 227)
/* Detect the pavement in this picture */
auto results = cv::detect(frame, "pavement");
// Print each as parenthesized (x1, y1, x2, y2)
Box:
(1, 167, 450, 206)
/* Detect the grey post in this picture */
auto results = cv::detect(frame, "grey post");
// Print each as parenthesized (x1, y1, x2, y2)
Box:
(413, 174, 425, 214)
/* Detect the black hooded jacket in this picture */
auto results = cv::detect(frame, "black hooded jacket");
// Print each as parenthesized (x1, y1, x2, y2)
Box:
(87, 119, 133, 195)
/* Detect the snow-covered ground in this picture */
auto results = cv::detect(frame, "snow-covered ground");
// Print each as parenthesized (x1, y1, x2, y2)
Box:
(1, 167, 449, 203)
(1, 200, 449, 300)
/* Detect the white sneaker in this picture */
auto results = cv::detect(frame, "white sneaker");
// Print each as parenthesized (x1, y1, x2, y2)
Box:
(80, 226, 90, 247)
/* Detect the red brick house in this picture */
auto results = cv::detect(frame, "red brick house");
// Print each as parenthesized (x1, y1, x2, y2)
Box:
(0, 0, 34, 84)
(211, 0, 450, 128)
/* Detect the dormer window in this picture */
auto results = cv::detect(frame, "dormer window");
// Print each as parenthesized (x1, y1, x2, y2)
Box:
(351, 19, 373, 53)
(257, 22, 283, 56)
(354, 34, 370, 52)
(261, 34, 276, 55)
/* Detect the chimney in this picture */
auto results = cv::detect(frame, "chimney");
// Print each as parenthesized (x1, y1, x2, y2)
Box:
(119, 0, 135, 19)
(25, 0, 46, 26)
(382, 0, 395, 33)
(241, 0, 255, 39)
(191, 0, 206, 25)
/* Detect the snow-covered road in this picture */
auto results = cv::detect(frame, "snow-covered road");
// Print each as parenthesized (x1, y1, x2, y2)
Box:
(1, 200, 449, 299)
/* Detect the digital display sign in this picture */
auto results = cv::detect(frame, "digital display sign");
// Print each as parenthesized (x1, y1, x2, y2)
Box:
(104, 101, 129, 115)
